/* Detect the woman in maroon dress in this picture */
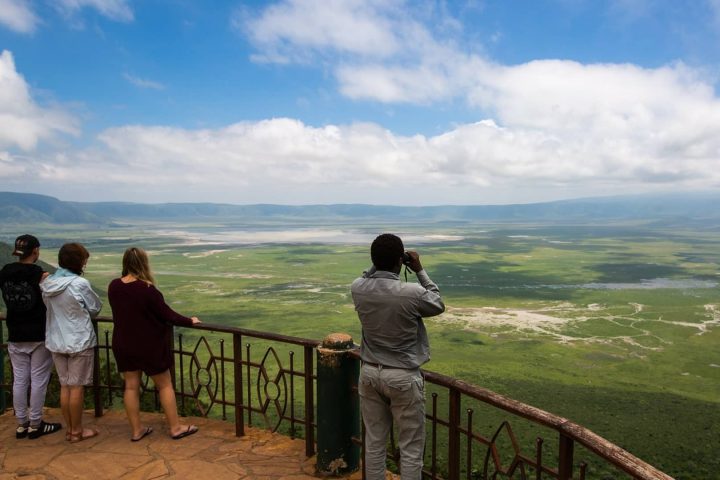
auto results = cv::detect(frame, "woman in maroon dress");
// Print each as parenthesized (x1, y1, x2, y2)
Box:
(108, 247, 201, 441)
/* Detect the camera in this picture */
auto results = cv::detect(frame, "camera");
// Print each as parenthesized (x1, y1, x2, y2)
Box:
(402, 252, 412, 265)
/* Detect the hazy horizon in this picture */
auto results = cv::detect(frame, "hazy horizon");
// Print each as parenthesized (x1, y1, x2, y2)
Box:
(3, 188, 719, 209)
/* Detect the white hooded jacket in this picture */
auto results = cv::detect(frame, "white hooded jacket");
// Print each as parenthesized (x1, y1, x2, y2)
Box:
(41, 268, 102, 354)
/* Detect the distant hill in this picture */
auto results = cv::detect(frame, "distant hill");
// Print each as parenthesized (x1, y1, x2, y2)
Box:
(0, 192, 102, 224)
(1, 190, 719, 225)
(0, 241, 56, 273)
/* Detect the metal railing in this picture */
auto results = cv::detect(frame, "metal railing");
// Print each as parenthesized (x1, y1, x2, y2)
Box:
(94, 316, 319, 457)
(414, 369, 673, 480)
(0, 315, 673, 479)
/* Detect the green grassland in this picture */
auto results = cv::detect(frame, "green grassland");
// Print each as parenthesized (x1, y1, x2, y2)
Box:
(2, 221, 718, 479)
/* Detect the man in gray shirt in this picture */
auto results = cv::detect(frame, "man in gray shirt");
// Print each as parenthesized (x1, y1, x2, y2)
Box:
(351, 233, 445, 480)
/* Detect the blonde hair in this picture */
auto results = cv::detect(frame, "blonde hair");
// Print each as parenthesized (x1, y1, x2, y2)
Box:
(122, 247, 155, 285)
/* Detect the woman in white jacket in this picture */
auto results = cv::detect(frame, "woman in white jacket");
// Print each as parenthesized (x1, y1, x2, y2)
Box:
(42, 243, 102, 442)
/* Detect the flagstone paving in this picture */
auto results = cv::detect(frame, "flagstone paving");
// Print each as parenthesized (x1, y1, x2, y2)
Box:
(0, 408, 368, 479)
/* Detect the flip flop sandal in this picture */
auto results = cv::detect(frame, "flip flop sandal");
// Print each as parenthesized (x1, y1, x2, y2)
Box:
(131, 426, 153, 442)
(171, 425, 198, 440)
(69, 429, 100, 443)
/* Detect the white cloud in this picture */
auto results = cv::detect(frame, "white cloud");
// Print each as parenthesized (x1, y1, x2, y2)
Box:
(230, 0, 720, 202)
(239, 0, 456, 64)
(608, 0, 653, 19)
(0, 151, 25, 177)
(0, 0, 39, 33)
(2, 2, 720, 204)
(709, 0, 720, 30)
(55, 0, 134, 22)
(123, 73, 165, 90)
(336, 48, 486, 103)
(0, 0, 133, 34)
(0, 50, 80, 152)
(2, 113, 717, 204)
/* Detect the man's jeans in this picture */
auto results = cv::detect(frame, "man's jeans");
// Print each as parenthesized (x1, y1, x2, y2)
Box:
(359, 364, 425, 480)
(8, 342, 54, 425)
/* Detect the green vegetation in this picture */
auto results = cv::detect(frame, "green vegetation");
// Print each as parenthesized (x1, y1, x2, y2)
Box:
(1, 220, 718, 479)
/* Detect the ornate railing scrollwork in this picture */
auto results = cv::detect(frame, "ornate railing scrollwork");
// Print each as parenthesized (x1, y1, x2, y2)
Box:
(483, 421, 528, 480)
(255, 346, 288, 431)
(187, 336, 220, 416)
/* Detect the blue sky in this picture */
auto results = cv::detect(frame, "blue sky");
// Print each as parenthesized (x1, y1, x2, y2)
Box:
(1, 0, 720, 205)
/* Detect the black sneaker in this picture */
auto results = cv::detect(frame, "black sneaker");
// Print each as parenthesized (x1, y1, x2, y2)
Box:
(28, 421, 62, 439)
(16, 424, 29, 439)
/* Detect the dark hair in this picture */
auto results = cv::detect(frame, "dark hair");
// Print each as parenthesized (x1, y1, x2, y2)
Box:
(371, 233, 404, 271)
(58, 243, 90, 275)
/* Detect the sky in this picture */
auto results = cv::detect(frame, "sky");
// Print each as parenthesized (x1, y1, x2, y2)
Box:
(1, 0, 720, 206)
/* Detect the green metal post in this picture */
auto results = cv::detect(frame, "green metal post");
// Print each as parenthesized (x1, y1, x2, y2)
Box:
(316, 333, 360, 476)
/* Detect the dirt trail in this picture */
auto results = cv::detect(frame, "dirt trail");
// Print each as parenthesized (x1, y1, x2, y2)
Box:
(437, 302, 720, 351)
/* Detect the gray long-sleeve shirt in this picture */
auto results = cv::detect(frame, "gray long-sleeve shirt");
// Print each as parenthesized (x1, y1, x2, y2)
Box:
(351, 266, 445, 369)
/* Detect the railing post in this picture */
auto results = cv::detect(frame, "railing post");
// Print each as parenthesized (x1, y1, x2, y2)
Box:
(558, 433, 574, 480)
(304, 344, 316, 457)
(233, 333, 244, 436)
(316, 333, 360, 475)
(536, 438, 544, 480)
(92, 321, 103, 417)
(448, 387, 461, 480)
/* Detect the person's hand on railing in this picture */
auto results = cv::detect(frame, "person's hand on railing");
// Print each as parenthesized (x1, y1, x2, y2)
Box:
(191, 317, 201, 325)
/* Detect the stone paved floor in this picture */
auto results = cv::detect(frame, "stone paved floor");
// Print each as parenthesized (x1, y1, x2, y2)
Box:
(0, 408, 366, 479)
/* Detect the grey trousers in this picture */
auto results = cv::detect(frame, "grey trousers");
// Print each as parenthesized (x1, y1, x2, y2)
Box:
(8, 342, 54, 425)
(359, 364, 425, 480)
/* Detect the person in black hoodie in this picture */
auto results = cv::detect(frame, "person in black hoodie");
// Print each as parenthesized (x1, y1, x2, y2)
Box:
(0, 235, 62, 439)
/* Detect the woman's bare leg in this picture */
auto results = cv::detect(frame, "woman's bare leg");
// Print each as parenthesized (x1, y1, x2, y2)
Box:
(150, 369, 193, 437)
(68, 385, 85, 434)
(59, 385, 72, 432)
(122, 371, 145, 438)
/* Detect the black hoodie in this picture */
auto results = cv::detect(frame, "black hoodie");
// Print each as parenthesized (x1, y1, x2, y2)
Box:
(0, 262, 46, 342)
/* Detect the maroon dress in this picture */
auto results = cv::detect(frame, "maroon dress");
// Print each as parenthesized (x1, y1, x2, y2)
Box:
(108, 279, 194, 376)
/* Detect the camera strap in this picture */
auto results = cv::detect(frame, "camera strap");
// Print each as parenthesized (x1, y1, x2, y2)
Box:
(403, 265, 413, 282)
